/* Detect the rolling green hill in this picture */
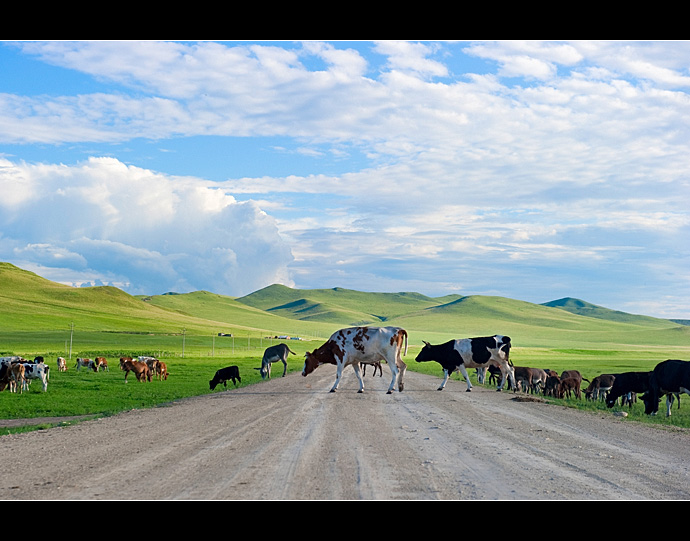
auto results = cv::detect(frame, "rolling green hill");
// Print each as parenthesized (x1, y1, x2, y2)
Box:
(0, 262, 688, 353)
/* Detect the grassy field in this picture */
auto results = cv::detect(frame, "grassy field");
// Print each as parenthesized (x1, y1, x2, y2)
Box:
(0, 263, 688, 432)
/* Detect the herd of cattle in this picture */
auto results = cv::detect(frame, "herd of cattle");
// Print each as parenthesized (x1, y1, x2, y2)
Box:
(0, 354, 170, 393)
(258, 326, 690, 418)
(2, 325, 688, 418)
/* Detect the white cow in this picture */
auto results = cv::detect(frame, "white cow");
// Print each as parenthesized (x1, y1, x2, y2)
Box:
(302, 326, 408, 394)
(22, 361, 49, 392)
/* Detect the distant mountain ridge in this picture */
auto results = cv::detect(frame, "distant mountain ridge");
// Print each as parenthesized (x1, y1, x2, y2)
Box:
(0, 263, 686, 347)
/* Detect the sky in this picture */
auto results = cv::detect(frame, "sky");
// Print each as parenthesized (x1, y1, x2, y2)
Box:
(0, 40, 689, 319)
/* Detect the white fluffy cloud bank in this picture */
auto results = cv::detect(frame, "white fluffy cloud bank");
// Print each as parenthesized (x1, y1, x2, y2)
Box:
(0, 157, 293, 296)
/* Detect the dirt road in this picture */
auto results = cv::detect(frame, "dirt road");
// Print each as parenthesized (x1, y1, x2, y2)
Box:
(0, 367, 688, 500)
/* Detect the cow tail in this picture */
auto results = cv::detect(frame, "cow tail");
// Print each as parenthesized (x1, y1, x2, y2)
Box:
(403, 329, 408, 356)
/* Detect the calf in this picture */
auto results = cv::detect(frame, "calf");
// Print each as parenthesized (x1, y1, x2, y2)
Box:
(57, 357, 67, 372)
(209, 366, 241, 390)
(514, 366, 547, 394)
(9, 363, 25, 394)
(583, 374, 616, 401)
(154, 360, 168, 381)
(642, 359, 690, 416)
(362, 362, 382, 377)
(605, 371, 651, 408)
(543, 375, 561, 397)
(558, 377, 581, 399)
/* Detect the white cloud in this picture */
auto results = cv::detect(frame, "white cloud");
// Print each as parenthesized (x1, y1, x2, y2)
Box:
(0, 157, 294, 295)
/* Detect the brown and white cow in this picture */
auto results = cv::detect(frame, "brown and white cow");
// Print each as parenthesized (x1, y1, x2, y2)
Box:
(8, 363, 25, 394)
(302, 326, 408, 394)
(415, 335, 514, 391)
(94, 357, 109, 372)
(57, 357, 67, 372)
(119, 357, 151, 382)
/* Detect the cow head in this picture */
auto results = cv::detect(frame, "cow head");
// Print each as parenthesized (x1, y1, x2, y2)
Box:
(641, 392, 660, 415)
(415, 341, 435, 363)
(302, 352, 317, 376)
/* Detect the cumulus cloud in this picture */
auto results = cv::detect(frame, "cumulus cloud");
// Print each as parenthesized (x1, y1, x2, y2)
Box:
(0, 157, 294, 295)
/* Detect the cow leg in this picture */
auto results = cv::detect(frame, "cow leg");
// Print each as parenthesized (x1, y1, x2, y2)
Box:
(476, 366, 486, 384)
(330, 363, 344, 392)
(396, 359, 407, 392)
(438, 369, 451, 391)
(281, 359, 287, 377)
(458, 365, 473, 392)
(386, 360, 399, 394)
(353, 364, 365, 393)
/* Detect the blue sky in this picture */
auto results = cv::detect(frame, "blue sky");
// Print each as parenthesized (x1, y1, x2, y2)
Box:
(1, 41, 689, 319)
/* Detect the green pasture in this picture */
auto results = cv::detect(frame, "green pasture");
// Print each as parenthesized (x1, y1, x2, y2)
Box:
(0, 262, 688, 433)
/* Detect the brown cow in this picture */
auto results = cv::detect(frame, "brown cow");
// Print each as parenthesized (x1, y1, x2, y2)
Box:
(559, 377, 582, 399)
(119, 357, 151, 382)
(9, 363, 25, 394)
(57, 357, 67, 372)
(154, 360, 168, 381)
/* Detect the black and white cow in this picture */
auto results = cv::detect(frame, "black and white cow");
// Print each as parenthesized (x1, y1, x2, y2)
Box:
(303, 326, 408, 394)
(415, 335, 515, 392)
(642, 359, 690, 416)
(209, 366, 241, 390)
(257, 343, 295, 379)
(22, 361, 49, 392)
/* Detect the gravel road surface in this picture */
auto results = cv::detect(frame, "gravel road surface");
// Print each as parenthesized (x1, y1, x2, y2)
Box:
(0, 367, 688, 500)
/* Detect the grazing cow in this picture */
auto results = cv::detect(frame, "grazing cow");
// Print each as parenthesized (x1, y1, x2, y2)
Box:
(642, 359, 690, 416)
(138, 356, 159, 373)
(209, 366, 241, 390)
(257, 343, 295, 379)
(9, 363, 25, 394)
(415, 335, 514, 392)
(558, 377, 582, 399)
(514, 366, 547, 394)
(75, 358, 97, 372)
(362, 362, 382, 377)
(583, 374, 616, 401)
(22, 361, 49, 392)
(303, 326, 408, 394)
(560, 370, 584, 382)
(119, 357, 151, 383)
(154, 360, 168, 381)
(57, 357, 67, 372)
(95, 357, 109, 372)
(605, 372, 651, 408)
(543, 375, 561, 397)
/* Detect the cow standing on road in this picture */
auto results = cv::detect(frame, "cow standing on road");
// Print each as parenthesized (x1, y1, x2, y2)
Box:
(303, 326, 408, 394)
(415, 335, 514, 391)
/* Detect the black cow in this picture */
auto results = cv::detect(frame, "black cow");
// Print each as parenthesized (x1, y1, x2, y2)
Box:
(415, 335, 514, 392)
(209, 366, 241, 391)
(256, 343, 295, 379)
(605, 371, 651, 408)
(642, 360, 690, 416)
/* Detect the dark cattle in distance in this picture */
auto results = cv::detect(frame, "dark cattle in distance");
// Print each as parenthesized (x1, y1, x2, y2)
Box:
(210, 366, 241, 391)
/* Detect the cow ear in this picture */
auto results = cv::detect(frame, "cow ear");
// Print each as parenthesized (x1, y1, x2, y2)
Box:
(423, 341, 430, 346)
